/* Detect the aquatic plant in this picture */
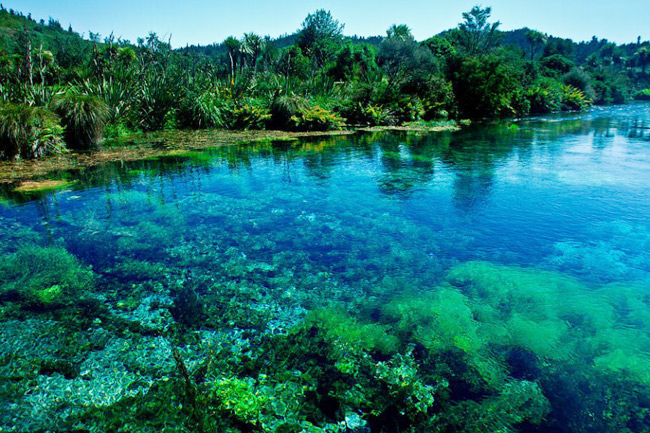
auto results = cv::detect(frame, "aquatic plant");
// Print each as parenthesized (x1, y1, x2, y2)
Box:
(432, 380, 551, 433)
(305, 308, 399, 356)
(376, 260, 650, 430)
(50, 92, 109, 150)
(0, 244, 94, 307)
(1, 325, 175, 432)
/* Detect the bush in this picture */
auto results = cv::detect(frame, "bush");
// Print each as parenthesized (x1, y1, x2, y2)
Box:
(560, 85, 593, 111)
(540, 54, 574, 77)
(526, 78, 592, 113)
(0, 103, 65, 160)
(527, 81, 562, 113)
(338, 102, 390, 126)
(562, 68, 595, 100)
(635, 89, 650, 101)
(452, 55, 523, 118)
(135, 74, 178, 132)
(420, 76, 455, 120)
(176, 90, 225, 129)
(269, 95, 309, 129)
(591, 72, 630, 105)
(51, 92, 109, 150)
(223, 100, 270, 130)
(270, 95, 343, 131)
(290, 105, 344, 131)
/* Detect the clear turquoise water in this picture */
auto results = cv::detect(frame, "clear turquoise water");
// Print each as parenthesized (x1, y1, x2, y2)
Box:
(1, 104, 650, 432)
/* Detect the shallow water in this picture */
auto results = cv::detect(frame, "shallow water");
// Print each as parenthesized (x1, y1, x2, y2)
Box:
(1, 104, 650, 432)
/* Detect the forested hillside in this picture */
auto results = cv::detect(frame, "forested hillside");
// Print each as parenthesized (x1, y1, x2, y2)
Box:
(1, 4, 649, 160)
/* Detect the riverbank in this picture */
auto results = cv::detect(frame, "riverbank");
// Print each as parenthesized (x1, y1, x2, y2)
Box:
(0, 124, 461, 185)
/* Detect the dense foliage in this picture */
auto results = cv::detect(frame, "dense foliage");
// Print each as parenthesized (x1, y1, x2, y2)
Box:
(1, 5, 649, 159)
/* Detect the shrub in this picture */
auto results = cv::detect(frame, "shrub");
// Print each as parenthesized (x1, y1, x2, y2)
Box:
(339, 102, 390, 126)
(290, 105, 344, 131)
(527, 82, 561, 114)
(51, 92, 109, 150)
(540, 54, 574, 77)
(270, 95, 343, 131)
(635, 89, 650, 101)
(390, 96, 425, 123)
(561, 84, 593, 111)
(420, 76, 456, 120)
(591, 72, 630, 105)
(176, 90, 225, 129)
(451, 55, 526, 118)
(135, 74, 178, 132)
(0, 103, 65, 160)
(562, 68, 595, 100)
(526, 78, 591, 113)
(269, 95, 309, 129)
(223, 100, 270, 130)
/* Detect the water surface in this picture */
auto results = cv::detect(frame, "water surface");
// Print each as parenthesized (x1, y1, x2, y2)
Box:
(1, 104, 650, 432)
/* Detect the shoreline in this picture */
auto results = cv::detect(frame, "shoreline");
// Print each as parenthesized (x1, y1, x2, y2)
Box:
(0, 125, 460, 185)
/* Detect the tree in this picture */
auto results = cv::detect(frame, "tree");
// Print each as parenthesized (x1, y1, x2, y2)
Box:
(525, 29, 547, 61)
(329, 42, 377, 81)
(241, 32, 264, 71)
(378, 27, 436, 91)
(386, 24, 413, 41)
(452, 54, 522, 117)
(543, 37, 575, 59)
(634, 46, 649, 73)
(276, 46, 310, 92)
(223, 36, 240, 83)
(598, 43, 623, 67)
(297, 10, 344, 70)
(457, 6, 501, 56)
(423, 36, 456, 59)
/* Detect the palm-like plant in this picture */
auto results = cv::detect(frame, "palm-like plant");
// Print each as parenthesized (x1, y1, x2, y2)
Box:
(51, 91, 109, 150)
(0, 103, 65, 159)
(223, 36, 240, 84)
(241, 33, 265, 72)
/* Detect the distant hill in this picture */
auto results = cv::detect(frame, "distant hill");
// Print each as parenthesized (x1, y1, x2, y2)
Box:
(499, 28, 643, 63)
(181, 32, 383, 59)
(0, 7, 97, 68)
(1, 4, 644, 67)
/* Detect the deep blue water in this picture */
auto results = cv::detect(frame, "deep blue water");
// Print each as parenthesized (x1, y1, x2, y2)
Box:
(3, 105, 649, 281)
(1, 104, 650, 431)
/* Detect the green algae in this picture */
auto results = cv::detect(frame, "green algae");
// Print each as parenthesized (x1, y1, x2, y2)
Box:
(0, 245, 95, 307)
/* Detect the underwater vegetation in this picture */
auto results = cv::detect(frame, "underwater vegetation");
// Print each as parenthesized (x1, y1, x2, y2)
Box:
(1, 107, 650, 432)
(0, 245, 94, 307)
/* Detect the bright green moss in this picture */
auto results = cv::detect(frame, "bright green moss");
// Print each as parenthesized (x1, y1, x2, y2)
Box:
(306, 308, 400, 355)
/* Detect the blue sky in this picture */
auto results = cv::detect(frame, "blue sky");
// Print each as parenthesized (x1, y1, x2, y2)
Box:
(3, 0, 648, 47)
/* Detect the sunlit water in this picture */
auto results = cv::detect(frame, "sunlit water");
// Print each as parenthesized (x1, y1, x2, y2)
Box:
(1, 104, 650, 432)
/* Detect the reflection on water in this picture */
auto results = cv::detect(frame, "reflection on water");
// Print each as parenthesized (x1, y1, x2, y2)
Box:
(1, 104, 650, 432)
